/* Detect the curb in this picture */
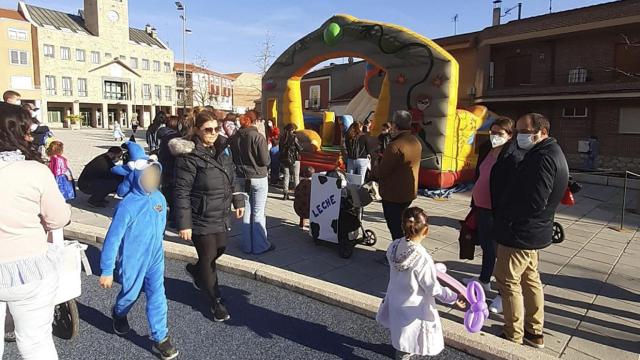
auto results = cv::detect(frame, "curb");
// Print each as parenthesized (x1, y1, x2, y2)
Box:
(64, 222, 558, 360)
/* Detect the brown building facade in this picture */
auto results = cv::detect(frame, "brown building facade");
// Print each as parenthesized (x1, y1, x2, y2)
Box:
(435, 0, 640, 172)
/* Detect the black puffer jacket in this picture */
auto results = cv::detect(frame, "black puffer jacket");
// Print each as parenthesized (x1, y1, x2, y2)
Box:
(472, 140, 524, 211)
(171, 136, 245, 235)
(228, 127, 270, 179)
(494, 138, 569, 250)
(345, 134, 370, 160)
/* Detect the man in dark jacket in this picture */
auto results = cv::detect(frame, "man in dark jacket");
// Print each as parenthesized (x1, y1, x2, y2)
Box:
(493, 113, 569, 349)
(373, 110, 423, 240)
(78, 147, 124, 207)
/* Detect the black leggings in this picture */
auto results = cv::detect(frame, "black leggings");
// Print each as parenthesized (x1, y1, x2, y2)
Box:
(192, 232, 227, 304)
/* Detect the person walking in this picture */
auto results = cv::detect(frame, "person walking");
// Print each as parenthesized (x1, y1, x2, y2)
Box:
(228, 110, 274, 255)
(113, 120, 125, 142)
(279, 123, 303, 200)
(146, 111, 167, 153)
(171, 110, 245, 321)
(157, 115, 185, 227)
(0, 103, 71, 359)
(462, 117, 519, 311)
(344, 121, 371, 178)
(373, 110, 423, 240)
(493, 113, 569, 349)
(131, 118, 140, 134)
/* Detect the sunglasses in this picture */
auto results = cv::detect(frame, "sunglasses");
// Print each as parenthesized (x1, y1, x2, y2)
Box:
(201, 127, 218, 135)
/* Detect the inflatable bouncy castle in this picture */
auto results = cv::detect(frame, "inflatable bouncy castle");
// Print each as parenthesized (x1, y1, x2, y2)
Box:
(262, 15, 494, 189)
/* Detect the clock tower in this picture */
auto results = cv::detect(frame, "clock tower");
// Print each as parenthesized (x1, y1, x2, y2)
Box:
(83, 0, 130, 39)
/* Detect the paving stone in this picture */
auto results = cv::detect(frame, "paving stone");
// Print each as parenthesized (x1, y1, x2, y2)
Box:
(582, 243, 625, 257)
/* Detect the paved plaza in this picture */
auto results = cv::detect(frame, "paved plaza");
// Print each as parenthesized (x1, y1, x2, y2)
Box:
(57, 129, 640, 359)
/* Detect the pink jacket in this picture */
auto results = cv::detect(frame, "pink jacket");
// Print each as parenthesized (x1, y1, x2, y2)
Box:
(48, 154, 70, 177)
(0, 153, 71, 286)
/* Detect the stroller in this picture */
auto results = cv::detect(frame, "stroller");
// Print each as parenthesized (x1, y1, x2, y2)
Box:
(309, 170, 378, 258)
(552, 176, 583, 244)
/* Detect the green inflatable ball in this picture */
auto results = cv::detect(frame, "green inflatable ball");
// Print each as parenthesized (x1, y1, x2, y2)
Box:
(323, 22, 343, 46)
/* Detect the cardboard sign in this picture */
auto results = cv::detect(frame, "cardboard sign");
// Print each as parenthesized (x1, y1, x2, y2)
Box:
(309, 172, 363, 244)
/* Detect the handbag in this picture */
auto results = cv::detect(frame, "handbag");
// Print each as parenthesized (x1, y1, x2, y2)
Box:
(458, 208, 477, 260)
(56, 174, 76, 201)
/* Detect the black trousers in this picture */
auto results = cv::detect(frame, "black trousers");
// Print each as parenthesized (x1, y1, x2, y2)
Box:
(79, 178, 121, 203)
(192, 232, 227, 304)
(382, 200, 412, 240)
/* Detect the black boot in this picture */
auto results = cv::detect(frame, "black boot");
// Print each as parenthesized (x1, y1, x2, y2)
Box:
(111, 309, 130, 336)
(212, 300, 230, 322)
(185, 263, 202, 291)
(154, 336, 179, 360)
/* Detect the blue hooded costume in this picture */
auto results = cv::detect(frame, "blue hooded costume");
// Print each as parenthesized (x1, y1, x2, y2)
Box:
(100, 142, 168, 343)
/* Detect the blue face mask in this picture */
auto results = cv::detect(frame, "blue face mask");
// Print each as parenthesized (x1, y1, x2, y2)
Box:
(517, 133, 535, 150)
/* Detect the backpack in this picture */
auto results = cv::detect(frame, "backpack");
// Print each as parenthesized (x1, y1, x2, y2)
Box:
(279, 134, 299, 167)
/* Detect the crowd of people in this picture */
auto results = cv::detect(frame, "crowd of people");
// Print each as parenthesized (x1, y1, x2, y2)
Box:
(0, 87, 570, 359)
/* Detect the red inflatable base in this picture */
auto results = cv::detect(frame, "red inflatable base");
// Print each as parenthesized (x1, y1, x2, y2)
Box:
(300, 151, 343, 172)
(419, 168, 475, 189)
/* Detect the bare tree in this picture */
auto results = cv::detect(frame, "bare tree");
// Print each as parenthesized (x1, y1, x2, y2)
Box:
(190, 53, 214, 107)
(254, 30, 275, 77)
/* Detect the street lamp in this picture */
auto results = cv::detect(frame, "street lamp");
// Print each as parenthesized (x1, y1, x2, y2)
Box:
(175, 1, 191, 115)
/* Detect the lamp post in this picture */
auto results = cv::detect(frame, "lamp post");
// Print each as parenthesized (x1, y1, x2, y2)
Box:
(175, 2, 191, 116)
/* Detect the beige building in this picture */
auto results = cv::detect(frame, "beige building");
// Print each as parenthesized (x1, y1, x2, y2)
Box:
(18, 0, 175, 128)
(0, 8, 40, 104)
(226, 72, 261, 113)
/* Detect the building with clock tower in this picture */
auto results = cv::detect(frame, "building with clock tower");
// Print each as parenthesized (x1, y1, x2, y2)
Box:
(17, 0, 175, 128)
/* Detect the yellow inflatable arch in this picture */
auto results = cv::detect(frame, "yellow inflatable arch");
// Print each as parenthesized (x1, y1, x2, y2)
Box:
(262, 15, 486, 188)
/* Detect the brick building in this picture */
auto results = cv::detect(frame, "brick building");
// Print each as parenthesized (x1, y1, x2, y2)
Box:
(175, 62, 234, 114)
(435, 0, 640, 172)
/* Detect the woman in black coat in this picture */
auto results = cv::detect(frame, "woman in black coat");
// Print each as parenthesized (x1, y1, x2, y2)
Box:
(170, 110, 245, 322)
(278, 123, 303, 200)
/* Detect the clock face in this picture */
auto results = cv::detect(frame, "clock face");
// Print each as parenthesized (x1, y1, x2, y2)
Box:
(107, 10, 119, 23)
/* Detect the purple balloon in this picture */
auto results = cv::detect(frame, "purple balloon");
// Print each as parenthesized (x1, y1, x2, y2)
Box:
(463, 281, 489, 333)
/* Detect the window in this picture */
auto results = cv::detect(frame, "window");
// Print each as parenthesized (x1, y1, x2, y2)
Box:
(489, 61, 495, 89)
(103, 81, 129, 100)
(153, 60, 160, 72)
(9, 50, 28, 65)
(8, 29, 28, 41)
(568, 67, 587, 83)
(78, 78, 88, 97)
(142, 59, 150, 70)
(143, 84, 151, 100)
(105, 52, 112, 60)
(504, 55, 532, 86)
(43, 44, 54, 58)
(309, 85, 321, 109)
(155, 85, 162, 100)
(76, 49, 85, 62)
(164, 62, 171, 73)
(562, 107, 588, 118)
(130, 57, 138, 69)
(614, 43, 640, 80)
(10, 76, 32, 90)
(165, 86, 172, 101)
(619, 107, 640, 134)
(91, 51, 100, 64)
(62, 77, 72, 96)
(119, 55, 126, 60)
(45, 76, 56, 95)
(60, 47, 70, 60)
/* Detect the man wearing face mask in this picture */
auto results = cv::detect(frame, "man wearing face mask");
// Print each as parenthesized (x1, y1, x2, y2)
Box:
(493, 113, 569, 349)
(2, 90, 21, 105)
(77, 147, 125, 207)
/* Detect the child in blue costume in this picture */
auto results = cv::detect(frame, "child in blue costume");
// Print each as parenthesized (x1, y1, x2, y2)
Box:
(99, 142, 178, 360)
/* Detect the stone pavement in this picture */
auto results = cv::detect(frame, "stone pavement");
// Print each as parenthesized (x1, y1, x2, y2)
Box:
(57, 129, 640, 359)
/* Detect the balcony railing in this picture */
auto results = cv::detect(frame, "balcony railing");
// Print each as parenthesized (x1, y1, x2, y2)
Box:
(104, 92, 129, 101)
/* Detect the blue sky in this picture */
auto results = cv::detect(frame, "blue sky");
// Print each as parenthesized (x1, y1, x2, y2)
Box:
(0, 0, 613, 74)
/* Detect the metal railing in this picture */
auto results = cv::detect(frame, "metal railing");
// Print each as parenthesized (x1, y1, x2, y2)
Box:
(572, 169, 640, 231)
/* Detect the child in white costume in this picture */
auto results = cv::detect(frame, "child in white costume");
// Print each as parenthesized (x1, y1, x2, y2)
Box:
(377, 207, 460, 359)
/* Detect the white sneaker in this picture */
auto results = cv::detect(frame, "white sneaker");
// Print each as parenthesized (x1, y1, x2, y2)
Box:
(462, 276, 492, 293)
(489, 295, 503, 314)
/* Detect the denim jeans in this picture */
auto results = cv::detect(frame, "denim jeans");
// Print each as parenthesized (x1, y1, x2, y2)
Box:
(0, 274, 58, 360)
(476, 207, 496, 283)
(382, 200, 412, 240)
(269, 146, 280, 184)
(240, 177, 271, 254)
(282, 161, 300, 194)
(346, 158, 369, 179)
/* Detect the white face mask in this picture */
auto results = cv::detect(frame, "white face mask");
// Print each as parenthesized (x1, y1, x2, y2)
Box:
(490, 135, 508, 148)
(517, 133, 536, 150)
